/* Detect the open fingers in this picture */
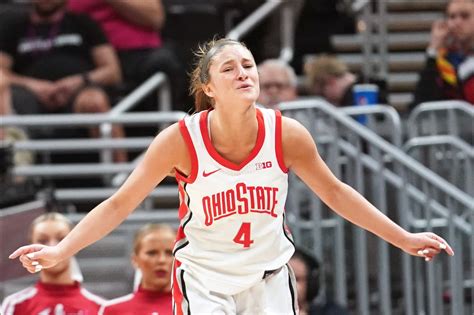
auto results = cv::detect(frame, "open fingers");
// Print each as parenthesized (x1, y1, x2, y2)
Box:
(9, 245, 43, 259)
(19, 254, 42, 273)
(426, 233, 454, 256)
(417, 248, 440, 261)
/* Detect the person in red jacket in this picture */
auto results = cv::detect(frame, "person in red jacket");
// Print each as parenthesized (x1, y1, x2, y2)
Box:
(99, 224, 174, 315)
(1, 212, 104, 315)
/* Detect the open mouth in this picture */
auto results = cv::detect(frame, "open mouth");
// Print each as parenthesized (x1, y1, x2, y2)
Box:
(238, 84, 252, 89)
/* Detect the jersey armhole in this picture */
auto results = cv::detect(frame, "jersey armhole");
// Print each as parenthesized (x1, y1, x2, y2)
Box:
(175, 119, 198, 183)
(275, 110, 289, 173)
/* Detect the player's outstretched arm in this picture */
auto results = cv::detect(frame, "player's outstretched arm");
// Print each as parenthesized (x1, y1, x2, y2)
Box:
(10, 123, 186, 272)
(281, 117, 454, 260)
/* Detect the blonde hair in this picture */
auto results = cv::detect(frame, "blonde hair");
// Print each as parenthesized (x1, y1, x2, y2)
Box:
(133, 223, 175, 254)
(304, 54, 349, 95)
(29, 212, 73, 242)
(189, 38, 248, 112)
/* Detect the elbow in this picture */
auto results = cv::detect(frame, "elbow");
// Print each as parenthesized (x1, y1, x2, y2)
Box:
(105, 195, 129, 218)
(109, 65, 122, 86)
(114, 67, 122, 85)
(151, 14, 165, 31)
(322, 181, 349, 210)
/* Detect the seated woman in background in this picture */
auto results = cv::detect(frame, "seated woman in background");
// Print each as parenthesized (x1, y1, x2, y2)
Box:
(99, 223, 174, 315)
(1, 212, 104, 315)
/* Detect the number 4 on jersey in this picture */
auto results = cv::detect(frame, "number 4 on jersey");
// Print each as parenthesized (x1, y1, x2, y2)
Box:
(233, 222, 254, 248)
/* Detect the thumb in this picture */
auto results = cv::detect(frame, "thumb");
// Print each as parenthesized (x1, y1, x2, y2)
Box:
(9, 244, 46, 260)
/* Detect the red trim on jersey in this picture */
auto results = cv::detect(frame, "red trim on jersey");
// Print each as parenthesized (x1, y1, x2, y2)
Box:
(176, 182, 189, 221)
(200, 108, 266, 171)
(275, 110, 289, 173)
(175, 119, 198, 183)
(172, 260, 184, 315)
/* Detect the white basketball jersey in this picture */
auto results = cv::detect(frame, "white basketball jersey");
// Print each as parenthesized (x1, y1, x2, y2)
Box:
(174, 107, 295, 295)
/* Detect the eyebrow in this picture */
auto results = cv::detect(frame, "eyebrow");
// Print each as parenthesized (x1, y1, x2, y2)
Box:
(219, 57, 253, 68)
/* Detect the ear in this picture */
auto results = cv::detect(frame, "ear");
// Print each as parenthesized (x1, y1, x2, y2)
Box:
(131, 254, 139, 269)
(202, 83, 215, 98)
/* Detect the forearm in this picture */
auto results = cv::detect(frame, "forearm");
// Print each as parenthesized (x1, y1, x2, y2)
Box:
(104, 0, 165, 30)
(327, 183, 409, 249)
(57, 198, 129, 259)
(5, 71, 39, 89)
(87, 65, 121, 86)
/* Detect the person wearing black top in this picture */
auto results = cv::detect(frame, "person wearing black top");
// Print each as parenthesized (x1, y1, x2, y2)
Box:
(0, 0, 126, 162)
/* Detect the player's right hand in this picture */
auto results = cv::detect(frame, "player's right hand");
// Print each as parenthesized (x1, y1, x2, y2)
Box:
(9, 244, 62, 273)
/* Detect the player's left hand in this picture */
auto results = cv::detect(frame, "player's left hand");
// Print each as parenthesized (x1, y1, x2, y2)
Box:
(402, 232, 454, 261)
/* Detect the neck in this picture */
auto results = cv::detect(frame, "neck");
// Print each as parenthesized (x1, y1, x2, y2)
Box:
(210, 104, 257, 146)
(31, 9, 64, 24)
(40, 267, 75, 285)
(141, 282, 170, 293)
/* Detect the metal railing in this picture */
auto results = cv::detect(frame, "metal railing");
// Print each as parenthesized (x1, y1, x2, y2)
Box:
(358, 0, 389, 79)
(279, 99, 473, 315)
(339, 104, 402, 146)
(226, 0, 294, 62)
(1, 111, 185, 208)
(99, 72, 171, 164)
(0, 111, 185, 128)
(408, 100, 474, 143)
(404, 135, 474, 196)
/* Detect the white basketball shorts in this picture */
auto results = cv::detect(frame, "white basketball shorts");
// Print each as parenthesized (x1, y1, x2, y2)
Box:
(173, 263, 298, 315)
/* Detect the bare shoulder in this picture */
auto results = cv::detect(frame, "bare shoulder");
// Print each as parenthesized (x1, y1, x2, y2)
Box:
(149, 122, 187, 158)
(281, 116, 318, 168)
(281, 116, 314, 147)
(147, 122, 191, 175)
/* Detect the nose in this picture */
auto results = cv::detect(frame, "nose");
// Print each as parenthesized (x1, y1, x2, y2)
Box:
(237, 65, 248, 80)
(155, 252, 167, 264)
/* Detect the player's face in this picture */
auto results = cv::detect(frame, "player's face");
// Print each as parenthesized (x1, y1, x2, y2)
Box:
(204, 45, 260, 108)
(289, 257, 308, 310)
(447, 0, 474, 44)
(31, 220, 71, 276)
(133, 230, 174, 292)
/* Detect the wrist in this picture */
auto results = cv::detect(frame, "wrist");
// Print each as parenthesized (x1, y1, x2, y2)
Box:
(394, 230, 411, 250)
(81, 72, 91, 86)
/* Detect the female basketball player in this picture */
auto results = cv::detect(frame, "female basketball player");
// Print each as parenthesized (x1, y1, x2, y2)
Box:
(2, 213, 104, 314)
(10, 38, 454, 314)
(99, 224, 174, 315)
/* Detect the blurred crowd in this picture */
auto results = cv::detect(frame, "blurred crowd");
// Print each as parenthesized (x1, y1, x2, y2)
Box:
(1, 0, 472, 160)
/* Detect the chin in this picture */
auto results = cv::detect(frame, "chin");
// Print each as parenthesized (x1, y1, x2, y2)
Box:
(46, 261, 70, 276)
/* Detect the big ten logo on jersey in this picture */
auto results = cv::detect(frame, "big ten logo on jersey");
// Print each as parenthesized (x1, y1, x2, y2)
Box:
(202, 182, 279, 226)
(256, 161, 272, 170)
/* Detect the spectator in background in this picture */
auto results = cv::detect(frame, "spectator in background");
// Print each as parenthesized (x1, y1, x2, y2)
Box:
(99, 224, 174, 315)
(289, 248, 351, 315)
(257, 59, 298, 109)
(305, 55, 356, 106)
(0, 69, 11, 139)
(69, 0, 186, 112)
(1, 212, 105, 314)
(0, 0, 126, 162)
(304, 55, 387, 107)
(412, 0, 474, 108)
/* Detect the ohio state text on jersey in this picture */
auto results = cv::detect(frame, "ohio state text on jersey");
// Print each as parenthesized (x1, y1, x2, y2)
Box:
(174, 108, 295, 295)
